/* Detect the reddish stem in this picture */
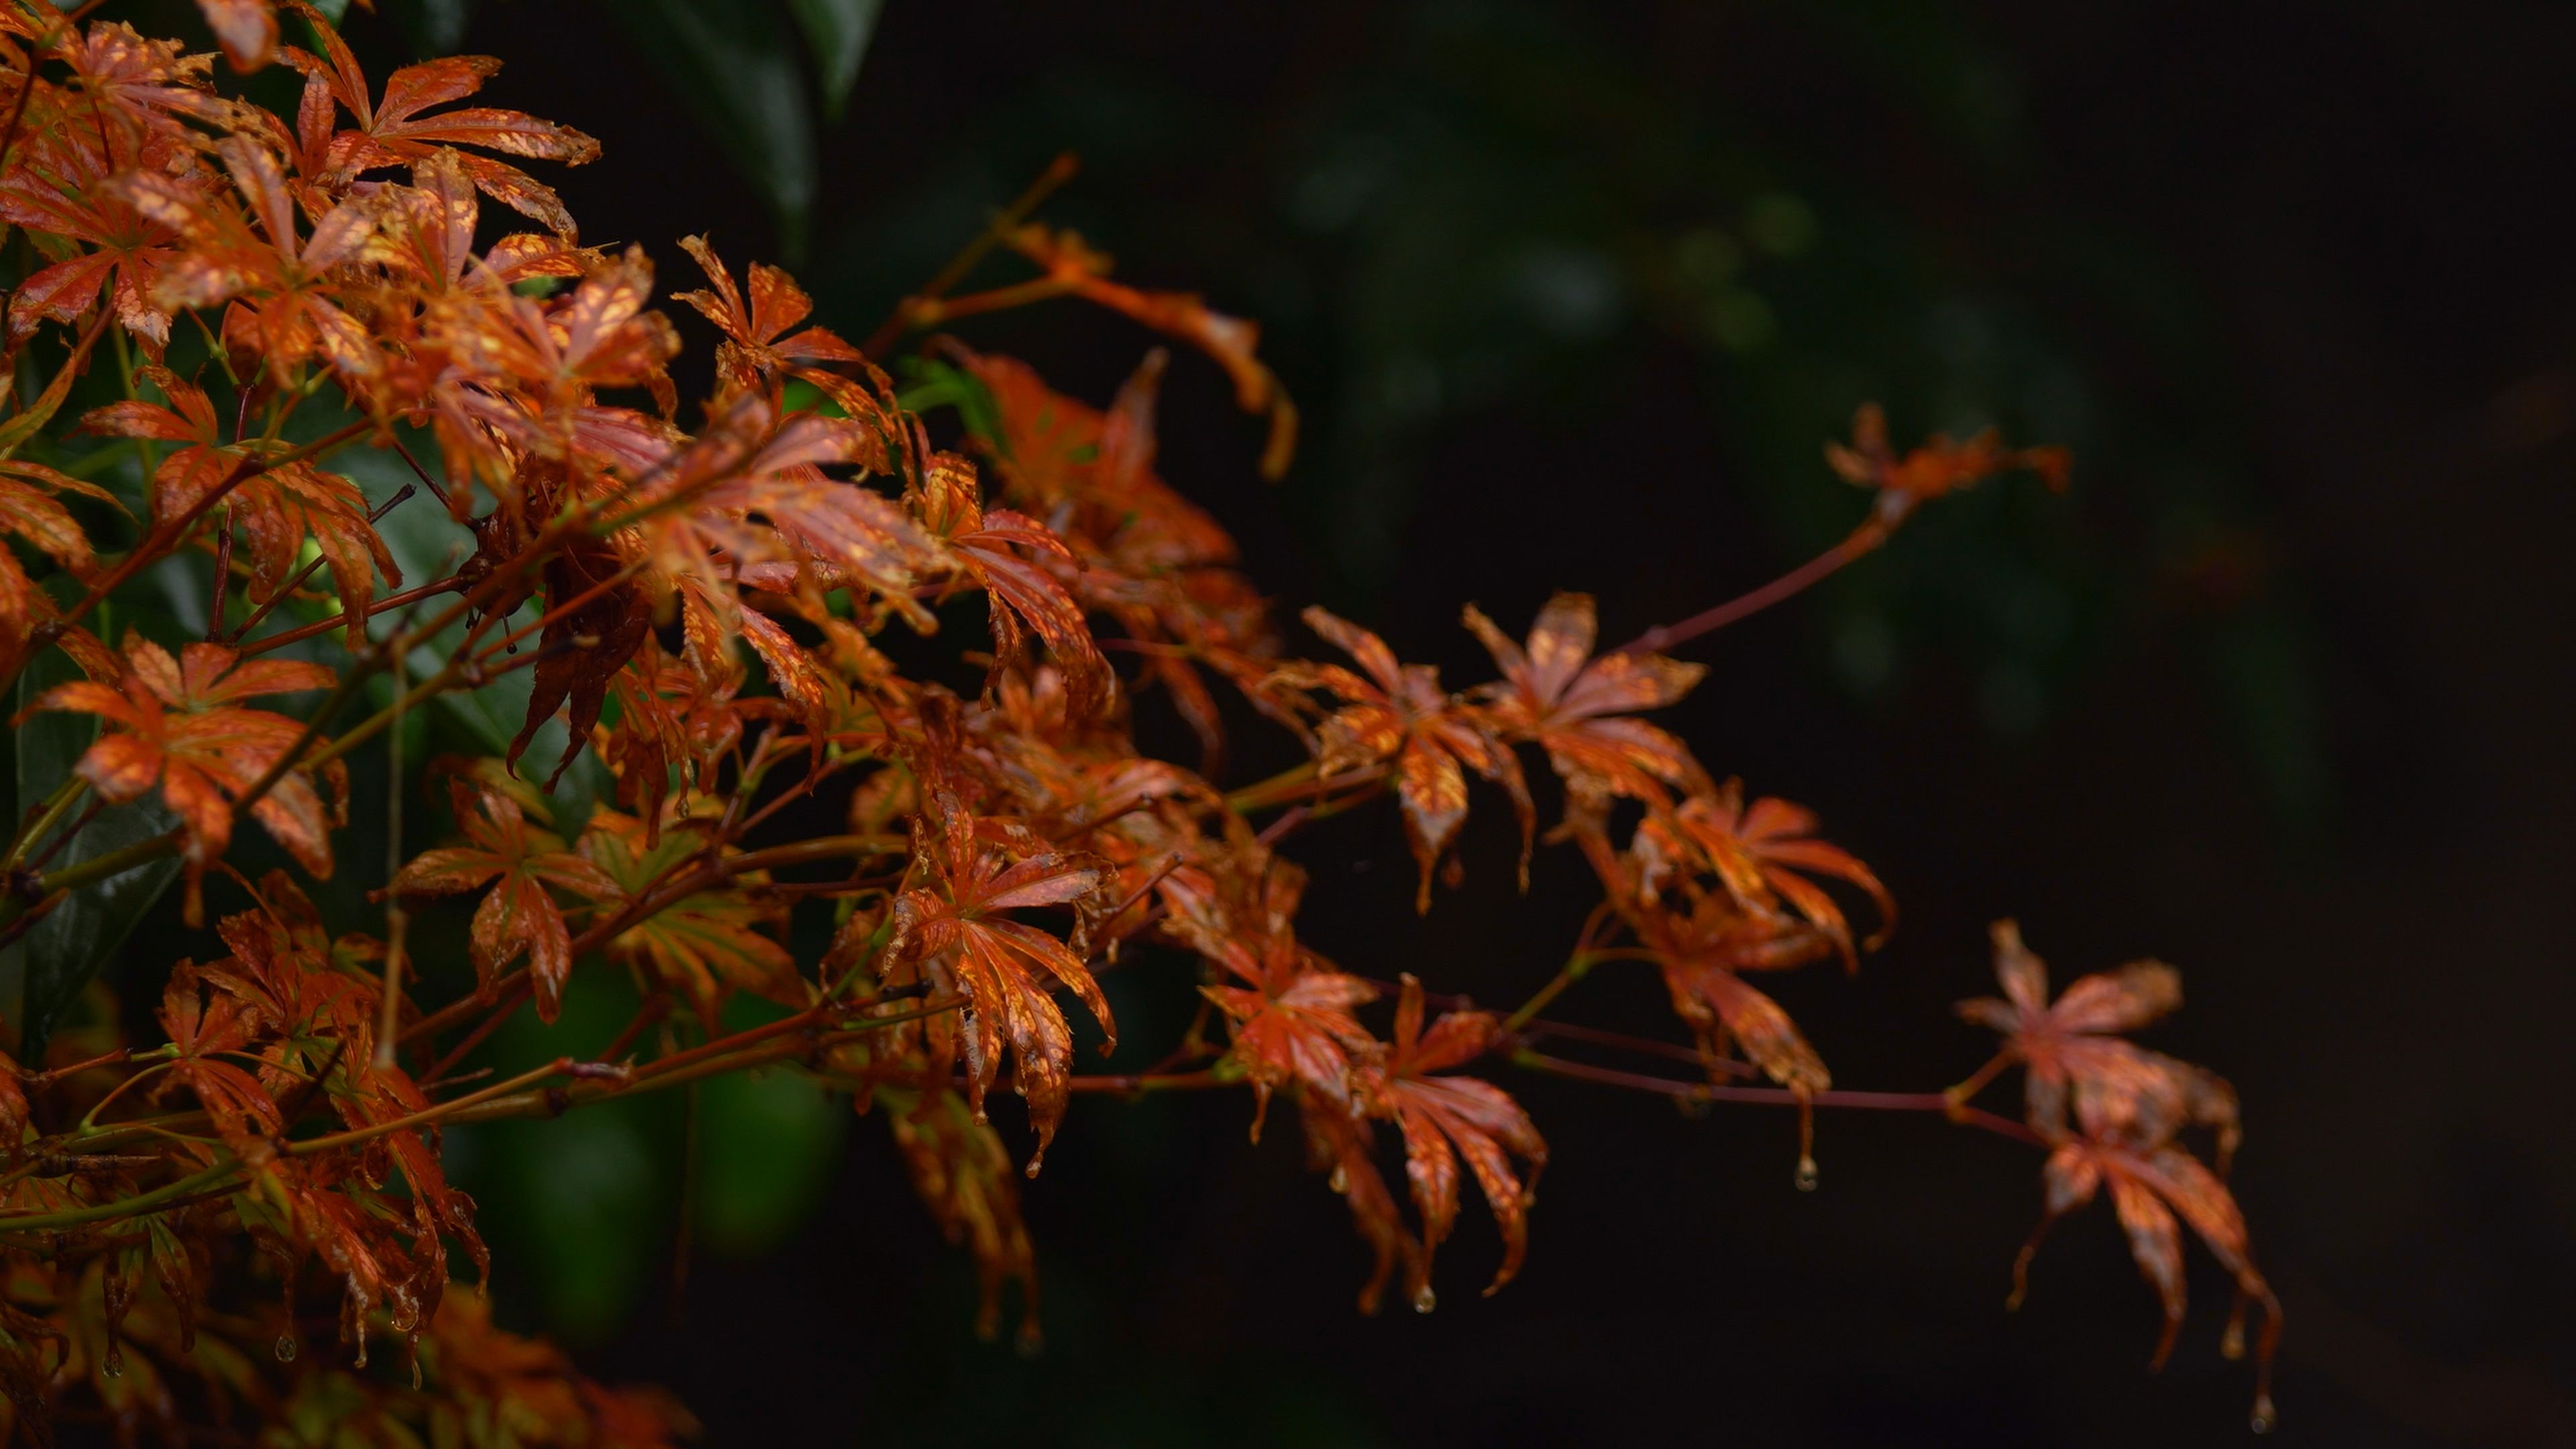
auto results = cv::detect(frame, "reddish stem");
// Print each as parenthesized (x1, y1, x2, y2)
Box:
(1509, 1049, 2043, 1147)
(1615, 515, 1894, 657)
(862, 152, 1080, 358)
(235, 576, 465, 658)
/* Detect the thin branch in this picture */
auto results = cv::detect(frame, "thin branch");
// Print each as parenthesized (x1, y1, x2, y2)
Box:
(863, 152, 1080, 357)
(1614, 515, 1895, 657)
(1507, 1049, 2044, 1147)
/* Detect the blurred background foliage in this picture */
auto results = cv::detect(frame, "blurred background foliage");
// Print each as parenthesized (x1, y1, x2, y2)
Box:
(28, 0, 2576, 1443)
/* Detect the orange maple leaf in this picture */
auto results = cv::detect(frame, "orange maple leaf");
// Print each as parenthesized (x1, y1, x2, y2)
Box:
(1006, 223, 1297, 479)
(885, 811, 1114, 1169)
(0, 460, 119, 660)
(283, 13, 600, 235)
(81, 366, 397, 647)
(1955, 920, 2241, 1167)
(673, 236, 864, 392)
(916, 453, 1114, 720)
(26, 632, 339, 884)
(576, 806, 799, 1027)
(1826, 400, 2071, 528)
(386, 777, 620, 1022)
(1278, 607, 1531, 911)
(2012, 1083, 2281, 1430)
(1662, 781, 1893, 973)
(1462, 590, 1706, 812)
(1369, 975, 1546, 1303)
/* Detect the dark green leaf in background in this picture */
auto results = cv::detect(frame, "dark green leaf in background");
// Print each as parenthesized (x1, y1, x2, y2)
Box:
(449, 969, 675, 1341)
(608, 0, 820, 264)
(787, 0, 882, 121)
(692, 1058, 848, 1258)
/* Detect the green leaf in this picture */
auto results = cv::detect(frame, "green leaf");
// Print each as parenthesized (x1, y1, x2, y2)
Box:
(610, 0, 818, 264)
(786, 0, 881, 121)
(307, 0, 354, 23)
(896, 357, 1004, 448)
(7, 651, 182, 1057)
(446, 971, 676, 1341)
(692, 1063, 846, 1256)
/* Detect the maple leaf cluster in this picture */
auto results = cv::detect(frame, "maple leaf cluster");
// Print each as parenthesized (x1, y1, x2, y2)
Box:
(0, 1, 2275, 1438)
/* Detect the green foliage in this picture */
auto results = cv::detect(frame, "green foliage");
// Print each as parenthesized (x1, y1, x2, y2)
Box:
(691, 1042, 848, 1258)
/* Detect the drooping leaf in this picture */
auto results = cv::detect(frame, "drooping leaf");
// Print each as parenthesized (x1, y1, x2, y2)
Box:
(1668, 780, 1894, 973)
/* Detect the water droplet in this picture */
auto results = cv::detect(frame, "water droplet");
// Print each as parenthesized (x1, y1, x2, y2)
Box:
(1411, 1283, 1436, 1314)
(101, 1348, 125, 1379)
(274, 1336, 297, 1363)
(1328, 1164, 1348, 1194)
(2220, 1319, 2246, 1361)
(2249, 1395, 2276, 1434)
(1794, 1155, 1820, 1192)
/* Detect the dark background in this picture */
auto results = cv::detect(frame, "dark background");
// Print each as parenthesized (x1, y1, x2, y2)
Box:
(313, 1, 2576, 1443)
